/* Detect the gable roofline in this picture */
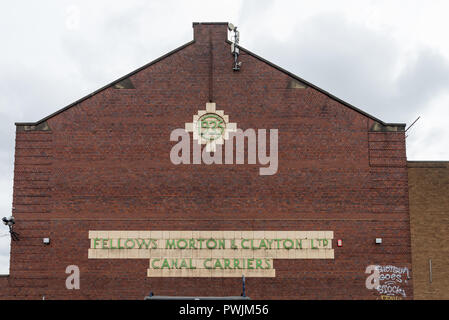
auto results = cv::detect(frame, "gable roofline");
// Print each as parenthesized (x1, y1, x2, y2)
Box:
(15, 31, 405, 129)
(230, 40, 405, 128)
(15, 40, 195, 126)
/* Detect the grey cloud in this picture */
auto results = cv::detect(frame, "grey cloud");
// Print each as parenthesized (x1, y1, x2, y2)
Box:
(59, 2, 191, 86)
(395, 49, 449, 113)
(243, 13, 449, 125)
(238, 0, 273, 20)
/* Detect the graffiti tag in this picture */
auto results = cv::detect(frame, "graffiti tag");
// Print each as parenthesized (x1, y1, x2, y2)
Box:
(365, 265, 409, 298)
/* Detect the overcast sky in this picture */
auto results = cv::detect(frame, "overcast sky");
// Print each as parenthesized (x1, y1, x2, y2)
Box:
(1, 0, 449, 274)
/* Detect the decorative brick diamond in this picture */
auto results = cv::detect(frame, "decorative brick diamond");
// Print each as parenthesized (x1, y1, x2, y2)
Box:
(185, 102, 237, 152)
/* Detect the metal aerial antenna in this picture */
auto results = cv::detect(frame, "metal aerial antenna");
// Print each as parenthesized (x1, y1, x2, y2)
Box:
(405, 116, 421, 139)
(228, 23, 242, 71)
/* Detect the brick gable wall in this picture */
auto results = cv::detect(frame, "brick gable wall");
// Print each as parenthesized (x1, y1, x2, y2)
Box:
(4, 23, 412, 299)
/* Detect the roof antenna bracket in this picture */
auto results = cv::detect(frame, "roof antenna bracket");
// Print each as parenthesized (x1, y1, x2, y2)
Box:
(228, 23, 242, 71)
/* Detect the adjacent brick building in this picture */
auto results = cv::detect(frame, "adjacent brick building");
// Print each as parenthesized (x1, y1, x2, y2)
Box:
(1, 22, 416, 299)
(408, 161, 449, 300)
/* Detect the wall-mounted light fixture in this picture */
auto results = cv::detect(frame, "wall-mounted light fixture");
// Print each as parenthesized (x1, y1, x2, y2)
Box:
(2, 216, 19, 241)
(375, 238, 383, 244)
(43, 237, 50, 245)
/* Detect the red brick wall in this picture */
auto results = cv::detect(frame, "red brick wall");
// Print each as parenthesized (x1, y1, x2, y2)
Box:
(8, 23, 413, 299)
(0, 276, 10, 299)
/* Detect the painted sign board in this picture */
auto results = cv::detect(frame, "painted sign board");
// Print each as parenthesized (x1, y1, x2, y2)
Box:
(88, 231, 334, 277)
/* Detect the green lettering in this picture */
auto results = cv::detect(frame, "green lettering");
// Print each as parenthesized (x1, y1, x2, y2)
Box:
(125, 239, 135, 249)
(179, 259, 188, 269)
(284, 239, 294, 250)
(259, 239, 268, 250)
(180, 259, 188, 269)
(151, 258, 160, 269)
(206, 238, 217, 249)
(251, 239, 257, 250)
(136, 238, 152, 249)
(214, 259, 223, 269)
(204, 258, 212, 269)
(177, 239, 187, 249)
(171, 259, 179, 269)
(275, 239, 282, 249)
(161, 259, 170, 269)
(166, 239, 176, 249)
(151, 239, 157, 249)
(135, 239, 144, 249)
(264, 259, 271, 269)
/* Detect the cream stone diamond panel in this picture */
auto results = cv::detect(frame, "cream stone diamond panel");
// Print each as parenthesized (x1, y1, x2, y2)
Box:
(88, 230, 334, 277)
(185, 102, 237, 152)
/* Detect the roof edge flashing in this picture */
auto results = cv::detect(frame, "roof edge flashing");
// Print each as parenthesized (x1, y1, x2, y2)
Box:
(15, 28, 406, 129)
(16, 121, 51, 132)
(192, 22, 229, 26)
(370, 122, 406, 132)
(407, 161, 449, 168)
